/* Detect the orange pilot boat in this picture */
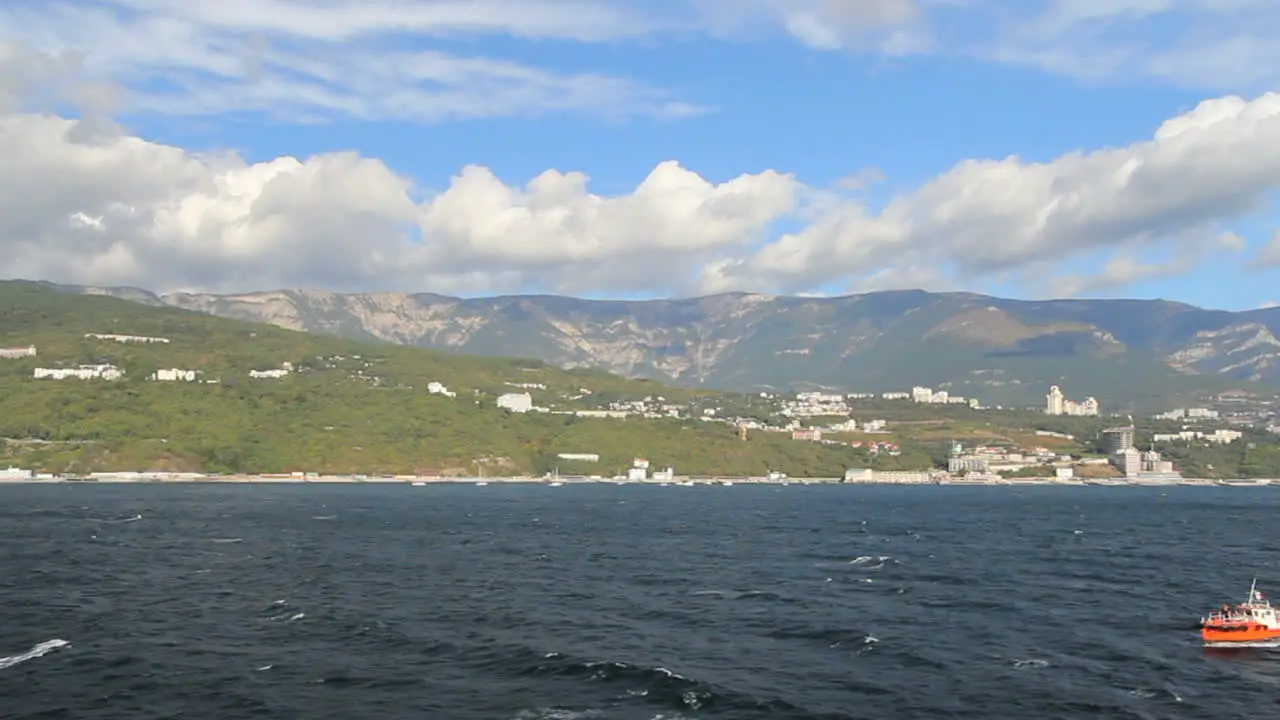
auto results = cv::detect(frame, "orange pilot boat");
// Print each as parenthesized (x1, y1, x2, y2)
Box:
(1200, 579, 1280, 646)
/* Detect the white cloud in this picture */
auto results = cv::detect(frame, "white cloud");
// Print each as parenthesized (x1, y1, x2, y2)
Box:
(1034, 230, 1245, 297)
(2, 0, 1270, 129)
(1255, 230, 1280, 266)
(4, 43, 1280, 299)
(0, 2, 702, 123)
(0, 42, 798, 294)
(979, 0, 1280, 90)
(705, 93, 1280, 295)
(0, 0, 940, 126)
(127, 0, 660, 42)
(692, 0, 1280, 90)
(690, 0, 933, 56)
(765, 0, 926, 53)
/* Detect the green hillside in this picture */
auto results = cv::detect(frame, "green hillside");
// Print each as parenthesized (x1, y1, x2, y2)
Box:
(0, 282, 883, 476)
(61, 284, 1280, 411)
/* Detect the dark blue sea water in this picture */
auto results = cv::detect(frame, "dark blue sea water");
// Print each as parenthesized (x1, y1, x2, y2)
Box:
(2, 484, 1279, 720)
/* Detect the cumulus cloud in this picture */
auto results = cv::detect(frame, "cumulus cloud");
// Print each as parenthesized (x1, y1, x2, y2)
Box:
(3, 74, 1280, 297)
(0, 112, 804, 294)
(704, 93, 1280, 295)
(0, 41, 799, 295)
(3, 39, 1280, 299)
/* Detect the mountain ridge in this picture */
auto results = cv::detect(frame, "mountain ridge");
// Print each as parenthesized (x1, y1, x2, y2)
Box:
(46, 281, 1280, 409)
(2, 280, 891, 476)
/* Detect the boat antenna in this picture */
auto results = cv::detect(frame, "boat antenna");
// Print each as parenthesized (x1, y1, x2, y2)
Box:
(1250, 577, 1258, 602)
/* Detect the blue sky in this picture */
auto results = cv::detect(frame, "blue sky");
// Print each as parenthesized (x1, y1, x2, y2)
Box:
(2, 0, 1280, 309)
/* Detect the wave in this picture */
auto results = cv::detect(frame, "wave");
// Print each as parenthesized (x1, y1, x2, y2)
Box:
(0, 639, 69, 670)
(472, 645, 857, 719)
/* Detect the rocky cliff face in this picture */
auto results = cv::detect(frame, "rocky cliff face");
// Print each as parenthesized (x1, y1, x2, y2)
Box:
(52, 283, 1280, 407)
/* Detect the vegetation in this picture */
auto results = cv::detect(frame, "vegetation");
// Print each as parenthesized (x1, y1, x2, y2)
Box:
(1152, 430, 1280, 478)
(7, 281, 1280, 478)
(817, 403, 1280, 477)
(0, 282, 867, 476)
(84, 284, 1280, 411)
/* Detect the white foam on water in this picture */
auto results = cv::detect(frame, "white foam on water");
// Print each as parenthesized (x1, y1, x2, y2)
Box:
(511, 709, 605, 719)
(1203, 640, 1280, 649)
(680, 689, 706, 709)
(0, 639, 69, 670)
(1128, 688, 1157, 699)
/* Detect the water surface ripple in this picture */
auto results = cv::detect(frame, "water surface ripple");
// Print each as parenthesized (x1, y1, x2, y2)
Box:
(1, 484, 1277, 719)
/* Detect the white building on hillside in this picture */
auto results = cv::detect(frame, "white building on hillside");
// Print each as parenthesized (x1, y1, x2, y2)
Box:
(1155, 407, 1220, 420)
(427, 381, 457, 397)
(0, 345, 36, 358)
(85, 333, 169, 344)
(151, 368, 197, 382)
(1153, 429, 1243, 444)
(496, 392, 533, 412)
(249, 368, 289, 379)
(34, 364, 124, 380)
(249, 362, 293, 379)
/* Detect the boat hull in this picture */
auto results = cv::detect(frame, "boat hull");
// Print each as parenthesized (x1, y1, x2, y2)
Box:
(1201, 626, 1280, 645)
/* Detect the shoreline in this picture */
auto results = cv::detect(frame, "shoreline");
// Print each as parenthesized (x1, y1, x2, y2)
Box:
(0, 474, 1275, 487)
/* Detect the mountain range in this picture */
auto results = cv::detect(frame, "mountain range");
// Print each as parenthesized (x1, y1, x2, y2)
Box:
(1, 281, 876, 476)
(52, 283, 1280, 411)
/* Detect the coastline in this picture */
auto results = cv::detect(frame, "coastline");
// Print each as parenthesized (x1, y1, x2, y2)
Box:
(0, 474, 1274, 486)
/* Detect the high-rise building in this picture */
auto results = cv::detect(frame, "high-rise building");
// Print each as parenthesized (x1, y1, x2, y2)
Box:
(1045, 385, 1099, 415)
(1101, 426, 1135, 454)
(1045, 385, 1065, 415)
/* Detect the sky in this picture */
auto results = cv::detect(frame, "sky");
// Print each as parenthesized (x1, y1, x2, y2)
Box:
(2, 0, 1280, 309)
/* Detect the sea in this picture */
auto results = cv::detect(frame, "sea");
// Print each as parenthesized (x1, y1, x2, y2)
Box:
(2, 483, 1278, 720)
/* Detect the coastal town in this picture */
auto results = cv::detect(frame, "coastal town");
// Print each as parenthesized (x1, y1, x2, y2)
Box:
(4, 333, 1280, 484)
